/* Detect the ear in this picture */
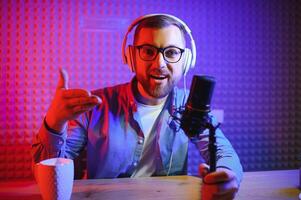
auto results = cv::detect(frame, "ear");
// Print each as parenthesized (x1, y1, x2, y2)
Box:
(125, 45, 135, 72)
(183, 48, 192, 75)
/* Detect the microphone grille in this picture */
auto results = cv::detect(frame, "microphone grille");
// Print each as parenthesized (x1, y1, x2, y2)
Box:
(187, 75, 216, 112)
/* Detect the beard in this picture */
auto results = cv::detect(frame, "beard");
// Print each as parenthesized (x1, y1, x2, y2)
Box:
(143, 78, 174, 98)
(136, 68, 179, 99)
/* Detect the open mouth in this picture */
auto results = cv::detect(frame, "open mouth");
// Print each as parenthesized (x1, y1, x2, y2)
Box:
(150, 75, 168, 80)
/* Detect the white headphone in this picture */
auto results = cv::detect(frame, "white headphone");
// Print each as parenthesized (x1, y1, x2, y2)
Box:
(122, 13, 196, 75)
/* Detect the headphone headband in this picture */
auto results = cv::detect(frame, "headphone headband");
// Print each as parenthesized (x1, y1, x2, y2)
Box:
(122, 13, 196, 74)
(126, 13, 192, 36)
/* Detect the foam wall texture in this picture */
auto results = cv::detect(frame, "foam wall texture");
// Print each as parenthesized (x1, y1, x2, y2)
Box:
(0, 0, 300, 179)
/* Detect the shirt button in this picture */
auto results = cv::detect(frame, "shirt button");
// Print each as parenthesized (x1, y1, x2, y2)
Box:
(58, 140, 63, 145)
(138, 139, 143, 144)
(133, 162, 138, 167)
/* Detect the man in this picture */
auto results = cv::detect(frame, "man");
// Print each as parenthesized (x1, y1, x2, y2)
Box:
(32, 14, 243, 199)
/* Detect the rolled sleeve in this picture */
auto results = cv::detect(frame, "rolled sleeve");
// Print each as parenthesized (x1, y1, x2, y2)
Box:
(39, 119, 67, 155)
(31, 118, 68, 165)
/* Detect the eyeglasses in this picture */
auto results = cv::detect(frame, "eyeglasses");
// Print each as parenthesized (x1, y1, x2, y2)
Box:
(135, 44, 185, 63)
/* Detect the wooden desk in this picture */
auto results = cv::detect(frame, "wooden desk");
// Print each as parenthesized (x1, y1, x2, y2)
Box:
(0, 170, 299, 200)
(236, 169, 300, 200)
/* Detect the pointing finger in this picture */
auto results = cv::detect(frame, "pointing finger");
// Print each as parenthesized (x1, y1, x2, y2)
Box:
(67, 96, 102, 107)
(91, 95, 102, 104)
(61, 89, 91, 98)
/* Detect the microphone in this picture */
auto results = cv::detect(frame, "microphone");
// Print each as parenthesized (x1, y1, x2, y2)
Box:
(180, 75, 217, 172)
(180, 75, 216, 138)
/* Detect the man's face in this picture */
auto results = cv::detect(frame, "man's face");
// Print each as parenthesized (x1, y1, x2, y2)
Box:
(133, 25, 185, 104)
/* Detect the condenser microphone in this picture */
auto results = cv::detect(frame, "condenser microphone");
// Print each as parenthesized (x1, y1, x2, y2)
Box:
(180, 75, 216, 138)
(180, 75, 217, 172)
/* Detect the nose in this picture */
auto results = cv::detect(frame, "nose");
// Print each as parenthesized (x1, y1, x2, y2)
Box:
(154, 52, 167, 68)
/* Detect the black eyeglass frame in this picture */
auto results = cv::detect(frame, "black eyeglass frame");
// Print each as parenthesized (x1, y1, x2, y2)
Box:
(134, 44, 185, 63)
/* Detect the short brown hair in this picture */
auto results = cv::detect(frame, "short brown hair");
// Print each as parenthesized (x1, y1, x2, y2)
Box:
(133, 15, 186, 45)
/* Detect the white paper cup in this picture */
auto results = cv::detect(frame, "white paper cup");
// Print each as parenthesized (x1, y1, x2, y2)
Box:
(35, 158, 74, 200)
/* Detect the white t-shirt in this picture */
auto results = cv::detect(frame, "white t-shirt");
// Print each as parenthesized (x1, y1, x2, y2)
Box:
(131, 100, 166, 177)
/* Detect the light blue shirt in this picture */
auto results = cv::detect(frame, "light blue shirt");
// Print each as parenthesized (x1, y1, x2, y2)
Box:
(31, 78, 243, 182)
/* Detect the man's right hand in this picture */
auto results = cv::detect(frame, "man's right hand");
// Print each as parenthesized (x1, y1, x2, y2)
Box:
(45, 68, 102, 133)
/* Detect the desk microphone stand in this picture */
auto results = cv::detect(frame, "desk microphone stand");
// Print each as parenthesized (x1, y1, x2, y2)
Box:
(206, 121, 220, 172)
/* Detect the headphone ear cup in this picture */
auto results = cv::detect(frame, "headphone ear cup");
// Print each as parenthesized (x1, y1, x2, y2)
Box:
(126, 46, 135, 72)
(183, 48, 192, 75)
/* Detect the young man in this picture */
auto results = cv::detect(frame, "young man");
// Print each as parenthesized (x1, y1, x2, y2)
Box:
(32, 14, 243, 199)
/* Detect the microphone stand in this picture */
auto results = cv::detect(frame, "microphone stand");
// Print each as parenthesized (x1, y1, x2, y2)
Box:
(207, 121, 220, 172)
(179, 107, 220, 173)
